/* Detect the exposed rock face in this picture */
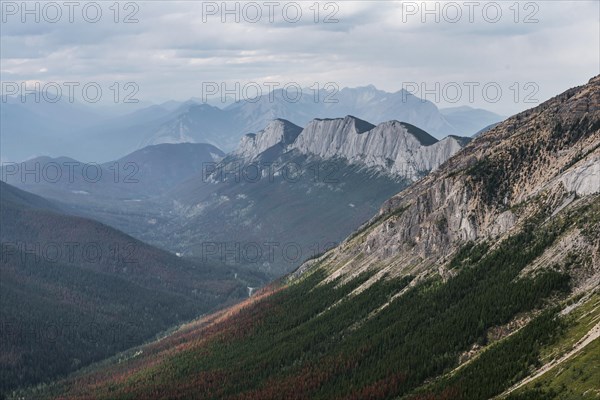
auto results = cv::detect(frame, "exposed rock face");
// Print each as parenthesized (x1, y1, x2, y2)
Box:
(300, 75, 600, 287)
(377, 75, 600, 255)
(235, 115, 470, 181)
(235, 119, 302, 160)
(559, 155, 600, 196)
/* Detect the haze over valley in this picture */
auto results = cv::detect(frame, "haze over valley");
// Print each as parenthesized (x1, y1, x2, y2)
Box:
(1, 1, 599, 399)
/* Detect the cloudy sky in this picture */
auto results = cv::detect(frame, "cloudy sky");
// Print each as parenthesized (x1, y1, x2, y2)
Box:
(1, 0, 599, 115)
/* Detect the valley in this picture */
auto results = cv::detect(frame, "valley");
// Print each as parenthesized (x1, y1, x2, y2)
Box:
(2, 4, 598, 396)
(0, 182, 266, 394)
(3, 115, 470, 277)
(5, 75, 597, 400)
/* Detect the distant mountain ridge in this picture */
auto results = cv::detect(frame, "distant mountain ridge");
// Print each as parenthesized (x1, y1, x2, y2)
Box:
(1, 142, 224, 200)
(145, 87, 500, 152)
(236, 115, 470, 181)
(2, 86, 504, 162)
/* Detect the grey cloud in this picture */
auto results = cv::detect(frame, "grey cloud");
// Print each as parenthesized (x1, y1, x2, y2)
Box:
(1, 0, 598, 116)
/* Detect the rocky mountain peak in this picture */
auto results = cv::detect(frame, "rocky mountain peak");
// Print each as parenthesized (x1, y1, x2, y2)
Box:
(290, 116, 468, 180)
(234, 118, 302, 160)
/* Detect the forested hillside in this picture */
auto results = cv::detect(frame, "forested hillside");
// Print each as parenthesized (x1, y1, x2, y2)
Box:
(0, 182, 266, 395)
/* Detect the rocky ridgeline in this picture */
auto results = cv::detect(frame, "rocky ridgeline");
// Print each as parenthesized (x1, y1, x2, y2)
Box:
(235, 115, 470, 181)
(297, 76, 600, 288)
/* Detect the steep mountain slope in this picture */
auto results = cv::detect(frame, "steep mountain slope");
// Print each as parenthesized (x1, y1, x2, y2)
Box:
(473, 122, 501, 138)
(27, 76, 600, 400)
(163, 117, 468, 276)
(0, 182, 265, 395)
(234, 119, 303, 160)
(109, 142, 224, 195)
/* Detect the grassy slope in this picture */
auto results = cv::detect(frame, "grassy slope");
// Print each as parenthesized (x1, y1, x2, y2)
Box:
(510, 338, 599, 399)
(504, 293, 600, 399)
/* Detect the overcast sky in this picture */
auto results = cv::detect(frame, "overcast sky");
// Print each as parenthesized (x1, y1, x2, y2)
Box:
(1, 0, 599, 115)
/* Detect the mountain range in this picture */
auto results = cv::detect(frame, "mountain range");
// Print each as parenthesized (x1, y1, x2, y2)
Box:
(19, 75, 599, 400)
(3, 115, 470, 277)
(1, 86, 503, 163)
